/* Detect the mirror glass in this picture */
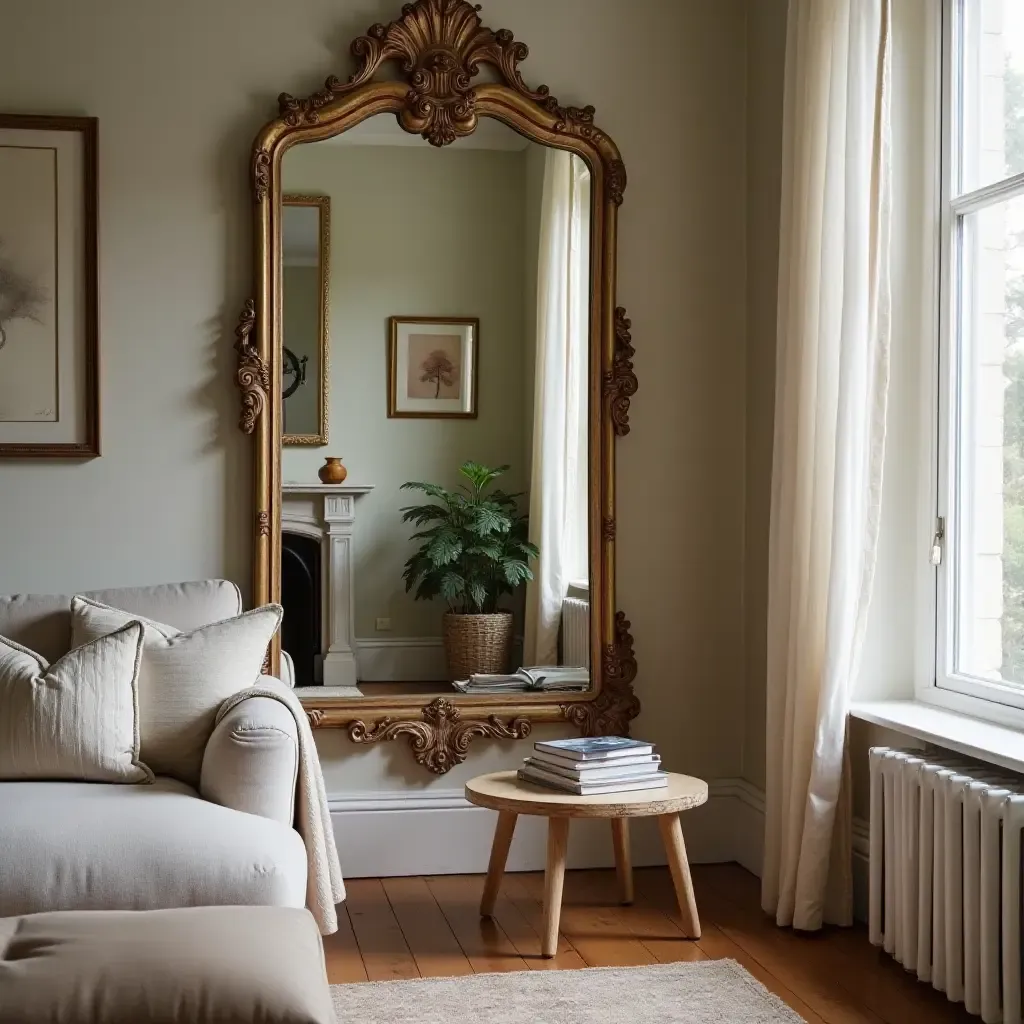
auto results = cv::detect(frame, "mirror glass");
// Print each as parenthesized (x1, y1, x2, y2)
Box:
(278, 114, 592, 700)
(282, 197, 328, 442)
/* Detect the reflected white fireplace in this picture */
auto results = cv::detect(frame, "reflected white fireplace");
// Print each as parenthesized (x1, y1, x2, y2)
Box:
(281, 483, 373, 688)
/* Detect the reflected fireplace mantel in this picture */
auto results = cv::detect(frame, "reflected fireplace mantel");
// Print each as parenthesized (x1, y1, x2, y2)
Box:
(281, 482, 374, 688)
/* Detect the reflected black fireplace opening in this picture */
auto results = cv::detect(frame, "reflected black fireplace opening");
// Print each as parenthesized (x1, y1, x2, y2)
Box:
(282, 532, 322, 687)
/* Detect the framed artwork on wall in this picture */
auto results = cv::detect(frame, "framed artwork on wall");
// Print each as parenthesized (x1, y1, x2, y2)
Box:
(0, 114, 98, 458)
(388, 316, 478, 419)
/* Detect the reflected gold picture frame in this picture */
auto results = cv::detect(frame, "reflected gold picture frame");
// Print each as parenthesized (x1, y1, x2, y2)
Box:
(387, 315, 479, 419)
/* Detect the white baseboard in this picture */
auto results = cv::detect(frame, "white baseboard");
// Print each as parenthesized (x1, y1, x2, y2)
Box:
(354, 637, 445, 682)
(330, 777, 767, 878)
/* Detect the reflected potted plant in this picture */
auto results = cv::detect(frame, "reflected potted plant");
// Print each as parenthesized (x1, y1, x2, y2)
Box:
(401, 461, 538, 681)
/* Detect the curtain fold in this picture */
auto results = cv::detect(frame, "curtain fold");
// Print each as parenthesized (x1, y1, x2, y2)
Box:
(761, 0, 892, 931)
(523, 150, 590, 667)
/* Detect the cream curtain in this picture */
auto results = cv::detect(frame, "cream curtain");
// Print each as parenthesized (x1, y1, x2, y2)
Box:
(523, 150, 590, 667)
(761, 0, 892, 931)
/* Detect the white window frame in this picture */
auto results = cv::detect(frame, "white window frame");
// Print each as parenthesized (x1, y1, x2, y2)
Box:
(926, 0, 1024, 726)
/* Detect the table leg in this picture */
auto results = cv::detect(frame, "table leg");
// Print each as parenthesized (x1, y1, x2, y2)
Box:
(611, 817, 633, 904)
(480, 810, 518, 917)
(542, 817, 569, 958)
(658, 812, 701, 938)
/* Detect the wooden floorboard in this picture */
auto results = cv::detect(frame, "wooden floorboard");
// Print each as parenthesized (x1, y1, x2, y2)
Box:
(326, 864, 980, 1024)
(425, 873, 530, 973)
(380, 876, 474, 978)
(343, 877, 419, 981)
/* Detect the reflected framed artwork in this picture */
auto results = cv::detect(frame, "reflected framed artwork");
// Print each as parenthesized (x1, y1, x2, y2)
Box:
(0, 114, 98, 458)
(388, 316, 478, 419)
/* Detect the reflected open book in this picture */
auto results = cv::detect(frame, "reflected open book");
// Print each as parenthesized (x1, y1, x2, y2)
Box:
(452, 666, 589, 694)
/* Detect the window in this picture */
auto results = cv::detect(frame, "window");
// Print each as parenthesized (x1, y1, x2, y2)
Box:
(937, 0, 1024, 712)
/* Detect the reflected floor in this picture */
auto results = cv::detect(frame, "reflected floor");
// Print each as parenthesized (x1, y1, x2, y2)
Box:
(293, 681, 454, 699)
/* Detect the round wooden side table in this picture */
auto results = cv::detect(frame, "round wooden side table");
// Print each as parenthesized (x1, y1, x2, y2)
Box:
(465, 770, 709, 958)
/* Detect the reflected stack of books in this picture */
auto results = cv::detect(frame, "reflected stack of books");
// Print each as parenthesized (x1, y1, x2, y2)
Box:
(452, 666, 589, 694)
(517, 736, 667, 795)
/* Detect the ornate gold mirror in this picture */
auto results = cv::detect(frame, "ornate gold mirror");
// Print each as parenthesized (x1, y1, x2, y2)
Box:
(236, 0, 639, 774)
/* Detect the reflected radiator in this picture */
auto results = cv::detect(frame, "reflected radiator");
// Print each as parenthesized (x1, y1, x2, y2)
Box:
(561, 596, 590, 669)
(868, 746, 1024, 1023)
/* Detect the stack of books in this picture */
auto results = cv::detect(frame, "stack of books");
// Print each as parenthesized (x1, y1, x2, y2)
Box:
(517, 736, 666, 795)
(452, 666, 589, 694)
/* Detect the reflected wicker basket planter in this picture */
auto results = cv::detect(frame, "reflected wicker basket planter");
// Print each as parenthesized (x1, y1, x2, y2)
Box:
(442, 612, 513, 681)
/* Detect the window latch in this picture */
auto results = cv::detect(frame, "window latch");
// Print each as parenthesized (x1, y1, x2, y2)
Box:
(930, 517, 945, 567)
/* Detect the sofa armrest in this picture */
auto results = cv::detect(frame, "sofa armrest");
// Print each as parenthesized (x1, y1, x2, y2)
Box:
(200, 696, 298, 825)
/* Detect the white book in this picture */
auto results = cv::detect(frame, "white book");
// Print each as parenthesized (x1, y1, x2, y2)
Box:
(522, 757, 660, 782)
(533, 736, 655, 761)
(530, 749, 661, 773)
(518, 765, 668, 796)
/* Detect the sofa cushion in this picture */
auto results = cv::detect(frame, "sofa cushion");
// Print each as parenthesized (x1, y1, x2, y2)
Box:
(0, 906, 335, 1024)
(71, 599, 282, 786)
(0, 778, 307, 918)
(0, 621, 151, 784)
(0, 580, 243, 665)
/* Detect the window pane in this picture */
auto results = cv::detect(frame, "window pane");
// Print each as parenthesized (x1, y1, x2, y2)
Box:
(959, 0, 1024, 193)
(955, 192, 1024, 684)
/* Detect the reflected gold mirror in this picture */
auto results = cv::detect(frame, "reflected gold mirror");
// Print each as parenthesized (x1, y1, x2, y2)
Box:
(282, 195, 329, 445)
(235, 0, 639, 774)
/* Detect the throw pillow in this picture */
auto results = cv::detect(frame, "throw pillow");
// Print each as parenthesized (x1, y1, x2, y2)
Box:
(70, 598, 283, 786)
(0, 621, 151, 783)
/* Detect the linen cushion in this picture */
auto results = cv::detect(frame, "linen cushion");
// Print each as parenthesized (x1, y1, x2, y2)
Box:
(70, 598, 282, 786)
(0, 906, 334, 1024)
(0, 621, 151, 784)
(0, 778, 307, 918)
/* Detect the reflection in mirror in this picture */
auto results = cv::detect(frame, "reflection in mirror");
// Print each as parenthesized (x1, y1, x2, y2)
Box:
(279, 115, 592, 700)
(282, 196, 329, 444)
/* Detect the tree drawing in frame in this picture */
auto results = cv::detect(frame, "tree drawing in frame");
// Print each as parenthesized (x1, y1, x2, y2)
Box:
(419, 348, 457, 398)
(0, 241, 47, 352)
(407, 333, 462, 400)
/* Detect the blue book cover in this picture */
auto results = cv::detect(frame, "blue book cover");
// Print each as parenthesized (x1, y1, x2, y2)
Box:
(533, 736, 653, 760)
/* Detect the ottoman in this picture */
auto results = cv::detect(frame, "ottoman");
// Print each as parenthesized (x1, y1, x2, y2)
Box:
(0, 905, 335, 1024)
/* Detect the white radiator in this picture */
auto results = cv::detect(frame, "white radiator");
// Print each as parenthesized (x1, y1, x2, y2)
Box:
(868, 746, 1024, 1023)
(561, 596, 590, 668)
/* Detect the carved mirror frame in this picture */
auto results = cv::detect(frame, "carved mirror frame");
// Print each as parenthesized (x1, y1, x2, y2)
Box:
(235, 0, 640, 774)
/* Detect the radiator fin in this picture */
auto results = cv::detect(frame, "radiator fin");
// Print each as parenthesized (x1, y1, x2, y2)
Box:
(869, 747, 1024, 1023)
(561, 596, 589, 669)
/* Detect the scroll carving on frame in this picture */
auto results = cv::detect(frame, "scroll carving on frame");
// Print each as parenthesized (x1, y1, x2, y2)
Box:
(234, 299, 269, 435)
(243, 0, 642, 774)
(347, 698, 532, 775)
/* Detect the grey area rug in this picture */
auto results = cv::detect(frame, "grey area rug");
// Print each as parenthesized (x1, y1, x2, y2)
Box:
(330, 959, 804, 1023)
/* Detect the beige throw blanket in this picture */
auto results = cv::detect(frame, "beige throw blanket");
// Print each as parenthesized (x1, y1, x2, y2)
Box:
(215, 678, 344, 934)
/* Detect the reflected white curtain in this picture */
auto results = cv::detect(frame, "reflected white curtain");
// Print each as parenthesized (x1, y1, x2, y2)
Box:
(523, 150, 591, 667)
(762, 0, 892, 930)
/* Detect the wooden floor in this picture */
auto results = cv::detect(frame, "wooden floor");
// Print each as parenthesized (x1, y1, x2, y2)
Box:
(324, 863, 976, 1023)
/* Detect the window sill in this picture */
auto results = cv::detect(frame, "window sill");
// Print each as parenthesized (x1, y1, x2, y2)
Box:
(849, 700, 1024, 775)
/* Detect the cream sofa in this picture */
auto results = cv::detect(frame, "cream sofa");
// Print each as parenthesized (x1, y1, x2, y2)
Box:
(0, 580, 307, 918)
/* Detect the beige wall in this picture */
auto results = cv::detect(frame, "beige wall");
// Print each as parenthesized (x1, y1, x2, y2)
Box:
(281, 143, 528, 640)
(742, 0, 788, 792)
(0, 0, 749, 794)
